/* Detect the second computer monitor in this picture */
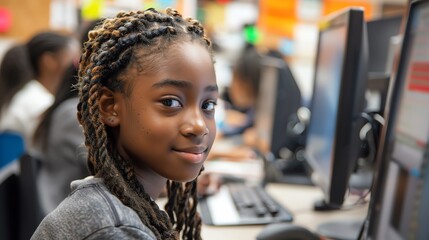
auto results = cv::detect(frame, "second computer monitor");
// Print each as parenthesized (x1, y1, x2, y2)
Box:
(255, 56, 302, 160)
(365, 1, 429, 239)
(367, 15, 403, 74)
(304, 7, 368, 209)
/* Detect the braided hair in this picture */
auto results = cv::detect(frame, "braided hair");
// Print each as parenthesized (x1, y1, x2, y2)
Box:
(77, 8, 212, 240)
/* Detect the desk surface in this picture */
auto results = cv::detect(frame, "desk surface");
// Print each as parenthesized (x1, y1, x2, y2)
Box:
(200, 183, 368, 240)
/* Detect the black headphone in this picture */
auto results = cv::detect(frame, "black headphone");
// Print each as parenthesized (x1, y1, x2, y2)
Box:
(359, 112, 384, 164)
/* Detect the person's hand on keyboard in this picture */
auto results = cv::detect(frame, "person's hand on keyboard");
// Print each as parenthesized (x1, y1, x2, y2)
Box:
(207, 145, 257, 161)
(197, 173, 222, 197)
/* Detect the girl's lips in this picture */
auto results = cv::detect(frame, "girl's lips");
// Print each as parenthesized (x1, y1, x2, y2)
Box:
(174, 151, 204, 164)
(173, 146, 207, 164)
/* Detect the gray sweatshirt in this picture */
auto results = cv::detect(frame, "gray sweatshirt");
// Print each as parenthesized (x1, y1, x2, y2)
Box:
(36, 97, 89, 214)
(31, 177, 156, 239)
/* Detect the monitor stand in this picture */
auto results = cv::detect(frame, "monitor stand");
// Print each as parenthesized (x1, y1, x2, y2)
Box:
(313, 199, 341, 211)
(264, 157, 313, 186)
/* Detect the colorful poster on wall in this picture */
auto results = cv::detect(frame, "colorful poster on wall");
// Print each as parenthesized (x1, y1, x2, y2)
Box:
(323, 0, 375, 20)
(258, 0, 297, 38)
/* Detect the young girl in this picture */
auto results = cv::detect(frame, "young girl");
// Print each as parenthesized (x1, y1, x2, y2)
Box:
(32, 8, 218, 240)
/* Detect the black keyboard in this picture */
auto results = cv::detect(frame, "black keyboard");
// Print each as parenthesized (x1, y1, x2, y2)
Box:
(199, 183, 293, 226)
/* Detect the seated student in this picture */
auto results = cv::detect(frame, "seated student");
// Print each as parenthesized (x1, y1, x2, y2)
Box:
(212, 42, 306, 176)
(220, 43, 262, 137)
(204, 25, 280, 162)
(0, 44, 34, 133)
(32, 65, 87, 215)
(32, 20, 102, 215)
(32, 8, 218, 239)
(207, 43, 266, 161)
(219, 25, 287, 139)
(0, 32, 79, 150)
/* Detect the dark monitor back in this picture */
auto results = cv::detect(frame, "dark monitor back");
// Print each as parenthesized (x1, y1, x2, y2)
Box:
(367, 15, 403, 74)
(366, 15, 403, 115)
(255, 56, 302, 160)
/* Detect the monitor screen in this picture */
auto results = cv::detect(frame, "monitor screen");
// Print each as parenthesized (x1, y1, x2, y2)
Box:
(368, 1, 429, 239)
(305, 8, 368, 209)
(305, 25, 347, 192)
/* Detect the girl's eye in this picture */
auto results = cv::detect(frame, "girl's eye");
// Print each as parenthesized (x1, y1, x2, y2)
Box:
(161, 99, 182, 108)
(202, 101, 217, 111)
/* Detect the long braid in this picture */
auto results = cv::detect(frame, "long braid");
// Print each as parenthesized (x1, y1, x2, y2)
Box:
(77, 8, 211, 239)
(166, 167, 204, 240)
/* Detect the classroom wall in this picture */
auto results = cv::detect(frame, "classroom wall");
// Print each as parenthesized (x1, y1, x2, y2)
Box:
(0, 0, 51, 42)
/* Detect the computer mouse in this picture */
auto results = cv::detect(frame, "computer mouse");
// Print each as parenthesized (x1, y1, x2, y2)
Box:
(256, 223, 319, 240)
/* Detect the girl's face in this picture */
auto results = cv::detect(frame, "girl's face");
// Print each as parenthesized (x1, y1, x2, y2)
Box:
(112, 42, 218, 182)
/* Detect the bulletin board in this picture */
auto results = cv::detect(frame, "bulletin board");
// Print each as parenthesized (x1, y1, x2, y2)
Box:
(258, 0, 297, 38)
(323, 0, 375, 20)
(0, 0, 51, 41)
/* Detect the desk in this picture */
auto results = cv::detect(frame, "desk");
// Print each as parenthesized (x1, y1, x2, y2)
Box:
(200, 183, 368, 240)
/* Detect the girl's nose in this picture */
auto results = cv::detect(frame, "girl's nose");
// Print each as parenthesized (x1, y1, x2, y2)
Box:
(180, 108, 209, 137)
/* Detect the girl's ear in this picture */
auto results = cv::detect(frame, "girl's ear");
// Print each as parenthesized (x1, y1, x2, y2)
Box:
(99, 86, 120, 127)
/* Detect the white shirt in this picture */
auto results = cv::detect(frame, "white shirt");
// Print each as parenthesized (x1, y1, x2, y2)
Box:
(0, 80, 54, 150)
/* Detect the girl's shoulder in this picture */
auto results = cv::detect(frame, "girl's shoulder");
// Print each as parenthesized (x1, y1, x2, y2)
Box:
(32, 177, 156, 240)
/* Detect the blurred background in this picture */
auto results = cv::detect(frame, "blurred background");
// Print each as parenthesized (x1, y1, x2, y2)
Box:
(0, 1, 415, 239)
(0, 0, 408, 106)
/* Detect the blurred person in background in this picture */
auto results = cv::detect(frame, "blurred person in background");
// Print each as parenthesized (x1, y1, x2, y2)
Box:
(0, 44, 34, 127)
(216, 32, 307, 176)
(0, 31, 79, 151)
(33, 64, 86, 214)
(206, 43, 263, 161)
(222, 43, 262, 136)
(32, 20, 101, 215)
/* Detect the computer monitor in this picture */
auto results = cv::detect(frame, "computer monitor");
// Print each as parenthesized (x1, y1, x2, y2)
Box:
(366, 15, 403, 114)
(304, 7, 368, 210)
(366, 14, 403, 109)
(255, 56, 302, 160)
(364, 1, 429, 239)
(367, 15, 403, 75)
(349, 15, 404, 192)
(254, 56, 313, 184)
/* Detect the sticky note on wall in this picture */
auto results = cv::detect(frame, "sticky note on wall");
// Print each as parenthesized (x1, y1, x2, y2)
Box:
(82, 0, 104, 20)
(0, 8, 12, 33)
